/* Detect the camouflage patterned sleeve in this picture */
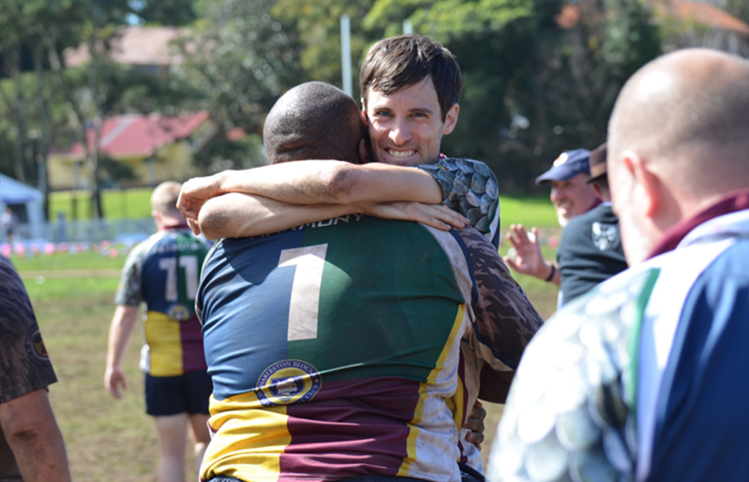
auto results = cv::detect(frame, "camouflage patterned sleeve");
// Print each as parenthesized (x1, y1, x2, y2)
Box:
(417, 158, 500, 245)
(0, 257, 57, 404)
(456, 226, 543, 370)
(114, 242, 146, 306)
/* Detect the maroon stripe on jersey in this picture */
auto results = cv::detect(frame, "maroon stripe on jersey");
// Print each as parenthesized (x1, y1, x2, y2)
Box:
(181, 315, 207, 372)
(279, 377, 422, 480)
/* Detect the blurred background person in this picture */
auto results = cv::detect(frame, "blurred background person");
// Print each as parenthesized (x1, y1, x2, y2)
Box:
(104, 181, 212, 482)
(503, 149, 600, 299)
(554, 143, 628, 305)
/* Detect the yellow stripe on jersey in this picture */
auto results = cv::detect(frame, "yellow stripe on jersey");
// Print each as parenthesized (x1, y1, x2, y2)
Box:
(429, 304, 465, 383)
(446, 373, 466, 444)
(201, 392, 291, 482)
(397, 304, 466, 477)
(144, 311, 183, 377)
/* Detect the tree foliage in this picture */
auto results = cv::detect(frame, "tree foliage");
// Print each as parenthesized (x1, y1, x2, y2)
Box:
(172, 0, 304, 170)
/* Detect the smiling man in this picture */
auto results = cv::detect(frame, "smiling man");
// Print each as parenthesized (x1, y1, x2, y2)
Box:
(178, 35, 500, 246)
(359, 37, 460, 167)
(503, 149, 600, 290)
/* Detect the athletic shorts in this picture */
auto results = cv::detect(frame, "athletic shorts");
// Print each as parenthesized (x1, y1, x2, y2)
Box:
(145, 370, 212, 416)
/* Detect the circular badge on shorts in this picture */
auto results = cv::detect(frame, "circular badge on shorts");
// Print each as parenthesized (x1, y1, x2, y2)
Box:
(256, 360, 322, 407)
(25, 324, 52, 367)
(168, 304, 191, 321)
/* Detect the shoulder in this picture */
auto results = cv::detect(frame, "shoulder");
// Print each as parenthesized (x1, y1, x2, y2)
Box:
(0, 259, 57, 402)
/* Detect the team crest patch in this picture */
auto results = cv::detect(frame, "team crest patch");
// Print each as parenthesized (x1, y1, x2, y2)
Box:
(25, 325, 52, 367)
(168, 304, 191, 321)
(592, 222, 618, 250)
(553, 152, 569, 166)
(256, 360, 322, 407)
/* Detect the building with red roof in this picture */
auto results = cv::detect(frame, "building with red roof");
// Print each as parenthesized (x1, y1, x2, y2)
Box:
(64, 26, 184, 78)
(556, 0, 749, 56)
(48, 111, 217, 190)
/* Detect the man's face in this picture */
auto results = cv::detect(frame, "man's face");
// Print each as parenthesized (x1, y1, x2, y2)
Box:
(363, 76, 459, 166)
(550, 173, 599, 227)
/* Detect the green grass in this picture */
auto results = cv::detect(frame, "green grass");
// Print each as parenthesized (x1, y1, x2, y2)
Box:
(499, 194, 558, 229)
(13, 250, 129, 271)
(49, 188, 153, 220)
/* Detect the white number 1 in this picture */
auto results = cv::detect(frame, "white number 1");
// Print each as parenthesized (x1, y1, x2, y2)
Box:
(278, 244, 328, 341)
(159, 255, 199, 302)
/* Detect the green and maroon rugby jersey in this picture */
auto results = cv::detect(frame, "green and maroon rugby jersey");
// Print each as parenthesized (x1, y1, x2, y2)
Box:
(197, 215, 540, 482)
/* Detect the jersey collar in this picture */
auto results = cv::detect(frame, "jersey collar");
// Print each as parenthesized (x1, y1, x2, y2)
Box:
(647, 188, 749, 259)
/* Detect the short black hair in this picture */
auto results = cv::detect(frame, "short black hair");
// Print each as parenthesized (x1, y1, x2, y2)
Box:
(359, 35, 462, 121)
(263, 81, 367, 164)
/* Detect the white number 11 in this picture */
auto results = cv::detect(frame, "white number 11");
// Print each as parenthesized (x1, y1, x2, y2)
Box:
(278, 244, 328, 341)
(159, 255, 199, 302)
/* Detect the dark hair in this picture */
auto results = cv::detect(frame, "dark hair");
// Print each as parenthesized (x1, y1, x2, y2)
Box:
(359, 35, 463, 121)
(263, 81, 367, 164)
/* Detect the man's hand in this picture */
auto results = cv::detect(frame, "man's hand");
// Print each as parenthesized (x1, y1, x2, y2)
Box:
(104, 365, 127, 399)
(177, 172, 230, 233)
(464, 401, 486, 451)
(503, 224, 553, 280)
(362, 202, 468, 231)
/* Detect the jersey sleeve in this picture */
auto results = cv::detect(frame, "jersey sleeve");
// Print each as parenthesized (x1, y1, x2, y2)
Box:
(455, 227, 543, 371)
(0, 258, 57, 404)
(417, 158, 500, 247)
(114, 243, 146, 306)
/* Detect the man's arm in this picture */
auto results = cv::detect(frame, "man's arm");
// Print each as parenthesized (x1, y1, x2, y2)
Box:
(198, 193, 468, 239)
(0, 388, 71, 482)
(104, 305, 139, 399)
(503, 224, 560, 286)
(178, 161, 443, 225)
(459, 226, 544, 372)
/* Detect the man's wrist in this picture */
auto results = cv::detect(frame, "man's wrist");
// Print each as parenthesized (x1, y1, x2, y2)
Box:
(544, 263, 556, 282)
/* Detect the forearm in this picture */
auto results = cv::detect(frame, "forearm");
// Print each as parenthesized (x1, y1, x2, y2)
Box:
(204, 162, 443, 205)
(199, 193, 362, 239)
(106, 305, 139, 370)
(0, 389, 71, 482)
(478, 365, 514, 404)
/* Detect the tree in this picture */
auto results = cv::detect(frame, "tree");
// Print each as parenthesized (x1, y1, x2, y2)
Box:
(171, 0, 305, 171)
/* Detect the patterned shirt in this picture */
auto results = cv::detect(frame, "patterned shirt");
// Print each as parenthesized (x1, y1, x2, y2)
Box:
(489, 194, 749, 482)
(418, 158, 501, 247)
(115, 228, 210, 377)
(0, 256, 57, 481)
(197, 216, 541, 482)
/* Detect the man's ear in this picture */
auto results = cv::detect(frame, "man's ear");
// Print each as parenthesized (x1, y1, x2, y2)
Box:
(442, 104, 459, 135)
(357, 138, 372, 164)
(592, 183, 603, 202)
(361, 106, 369, 125)
(623, 150, 661, 218)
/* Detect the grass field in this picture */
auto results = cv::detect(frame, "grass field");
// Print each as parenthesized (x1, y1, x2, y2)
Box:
(49, 188, 153, 220)
(14, 195, 561, 481)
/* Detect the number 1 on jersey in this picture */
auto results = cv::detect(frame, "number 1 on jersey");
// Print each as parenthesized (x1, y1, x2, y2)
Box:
(278, 244, 328, 341)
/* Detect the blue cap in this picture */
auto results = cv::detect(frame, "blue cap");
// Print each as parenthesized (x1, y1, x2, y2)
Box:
(535, 149, 591, 185)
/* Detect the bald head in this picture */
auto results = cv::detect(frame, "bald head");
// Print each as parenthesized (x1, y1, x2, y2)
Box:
(263, 81, 367, 164)
(609, 49, 749, 199)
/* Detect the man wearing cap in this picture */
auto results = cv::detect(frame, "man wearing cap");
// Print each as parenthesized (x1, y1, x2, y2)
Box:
(554, 144, 628, 305)
(503, 149, 600, 295)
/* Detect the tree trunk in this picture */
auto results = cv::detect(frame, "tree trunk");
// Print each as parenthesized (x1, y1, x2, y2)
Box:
(33, 40, 52, 220)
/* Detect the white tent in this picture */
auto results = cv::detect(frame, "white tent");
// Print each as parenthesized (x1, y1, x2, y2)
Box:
(0, 173, 45, 241)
